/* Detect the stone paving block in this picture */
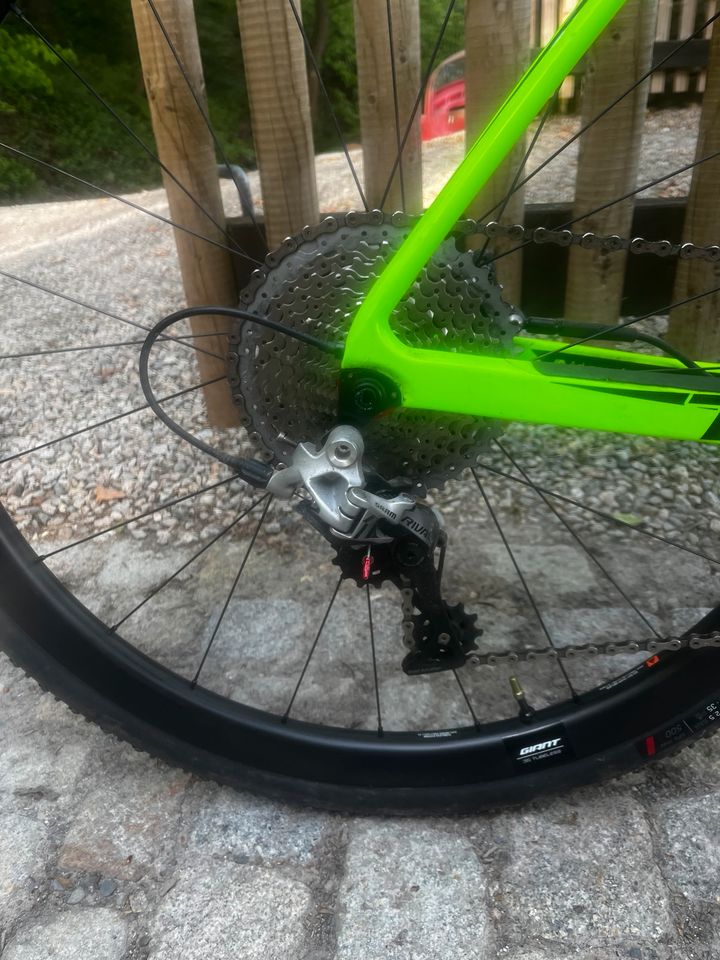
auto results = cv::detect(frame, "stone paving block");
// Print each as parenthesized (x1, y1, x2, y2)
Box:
(3, 908, 128, 960)
(336, 820, 489, 959)
(644, 736, 720, 802)
(148, 858, 310, 960)
(0, 738, 89, 800)
(652, 792, 720, 901)
(57, 746, 188, 881)
(187, 784, 328, 866)
(0, 812, 49, 928)
(496, 949, 688, 960)
(495, 795, 674, 946)
(491, 544, 597, 599)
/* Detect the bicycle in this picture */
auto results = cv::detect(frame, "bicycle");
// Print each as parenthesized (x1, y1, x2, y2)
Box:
(2, 0, 720, 812)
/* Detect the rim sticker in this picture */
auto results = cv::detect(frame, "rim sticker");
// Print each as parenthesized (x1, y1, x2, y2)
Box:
(505, 723, 574, 774)
(640, 697, 720, 757)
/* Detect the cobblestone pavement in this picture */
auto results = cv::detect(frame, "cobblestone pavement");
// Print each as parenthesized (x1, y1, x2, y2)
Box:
(2, 526, 720, 960)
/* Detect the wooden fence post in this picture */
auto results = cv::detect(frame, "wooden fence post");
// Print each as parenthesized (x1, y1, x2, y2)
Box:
(666, 19, 720, 358)
(131, 0, 240, 427)
(236, 0, 319, 248)
(464, 0, 532, 305)
(564, 0, 657, 327)
(353, 0, 422, 213)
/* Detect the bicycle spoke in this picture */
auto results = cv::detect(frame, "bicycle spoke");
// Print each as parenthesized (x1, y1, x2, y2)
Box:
(0, 376, 224, 466)
(477, 460, 720, 566)
(539, 281, 720, 360)
(13, 7, 257, 262)
(191, 497, 272, 687)
(0, 142, 262, 268)
(487, 144, 720, 268)
(110, 493, 269, 631)
(0, 331, 232, 361)
(283, 574, 343, 721)
(380, 0, 458, 210)
(385, 0, 406, 211)
(559, 147, 720, 235)
(490, 10, 720, 213)
(453, 669, 480, 729)
(495, 439, 661, 638)
(39, 475, 238, 561)
(366, 584, 383, 736)
(477, 93, 558, 258)
(0, 270, 226, 363)
(143, 0, 264, 244)
(286, 0, 368, 211)
(471, 469, 576, 698)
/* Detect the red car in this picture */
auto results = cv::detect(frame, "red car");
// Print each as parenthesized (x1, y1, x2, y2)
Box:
(421, 51, 466, 141)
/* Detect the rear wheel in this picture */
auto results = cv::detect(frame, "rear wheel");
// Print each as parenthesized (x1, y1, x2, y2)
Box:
(2, 1, 720, 811)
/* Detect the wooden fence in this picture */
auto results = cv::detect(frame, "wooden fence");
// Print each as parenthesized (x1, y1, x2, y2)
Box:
(534, 0, 717, 104)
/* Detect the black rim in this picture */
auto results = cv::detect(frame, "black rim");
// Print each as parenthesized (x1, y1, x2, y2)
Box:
(3, 505, 720, 789)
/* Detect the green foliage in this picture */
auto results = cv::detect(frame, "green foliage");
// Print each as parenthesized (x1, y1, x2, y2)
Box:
(420, 0, 465, 67)
(0, 31, 68, 114)
(0, 0, 467, 201)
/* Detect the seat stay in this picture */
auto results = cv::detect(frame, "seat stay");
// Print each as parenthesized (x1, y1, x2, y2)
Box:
(343, 0, 628, 365)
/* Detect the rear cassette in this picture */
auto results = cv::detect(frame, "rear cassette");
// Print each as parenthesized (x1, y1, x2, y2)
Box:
(229, 212, 518, 489)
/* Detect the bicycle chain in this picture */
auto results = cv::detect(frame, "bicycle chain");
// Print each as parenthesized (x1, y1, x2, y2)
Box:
(245, 207, 720, 264)
(389, 210, 720, 263)
(398, 588, 720, 665)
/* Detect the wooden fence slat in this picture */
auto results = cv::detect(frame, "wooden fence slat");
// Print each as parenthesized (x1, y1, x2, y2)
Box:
(236, 0, 319, 248)
(697, 0, 717, 91)
(651, 0, 673, 92)
(558, 0, 578, 105)
(674, 0, 699, 91)
(353, 0, 422, 213)
(464, 0, 532, 305)
(131, 0, 240, 427)
(564, 0, 658, 326)
(666, 16, 720, 357)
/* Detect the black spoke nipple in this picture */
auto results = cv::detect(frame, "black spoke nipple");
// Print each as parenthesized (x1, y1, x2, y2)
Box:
(509, 675, 536, 722)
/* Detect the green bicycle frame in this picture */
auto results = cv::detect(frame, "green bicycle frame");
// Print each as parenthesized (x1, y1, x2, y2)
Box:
(341, 0, 720, 444)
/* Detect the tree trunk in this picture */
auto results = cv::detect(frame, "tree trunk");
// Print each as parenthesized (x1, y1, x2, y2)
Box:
(564, 0, 657, 326)
(353, 0, 422, 213)
(236, 0, 319, 248)
(131, 0, 240, 427)
(464, 0, 532, 306)
(666, 19, 720, 359)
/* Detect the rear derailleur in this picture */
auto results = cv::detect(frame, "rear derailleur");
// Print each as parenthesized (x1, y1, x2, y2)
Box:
(267, 426, 481, 675)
